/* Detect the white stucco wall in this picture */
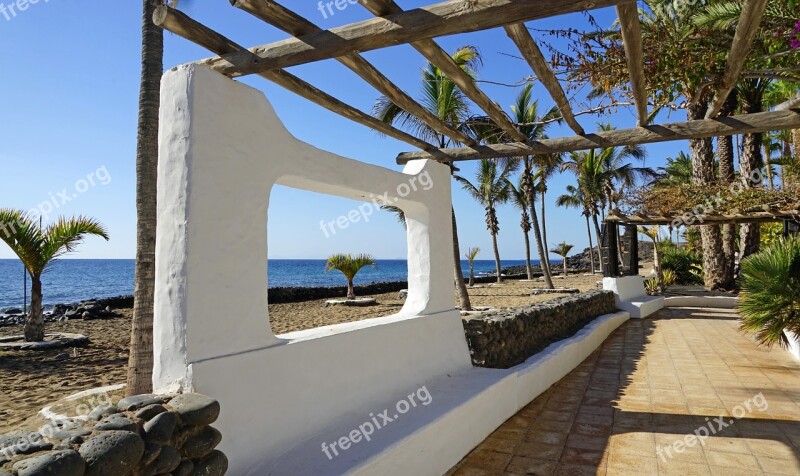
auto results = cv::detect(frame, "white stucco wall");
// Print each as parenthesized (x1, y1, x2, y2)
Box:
(153, 64, 472, 473)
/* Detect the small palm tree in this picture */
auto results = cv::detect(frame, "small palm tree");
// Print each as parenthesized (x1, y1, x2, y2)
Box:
(0, 209, 109, 342)
(556, 184, 599, 274)
(738, 236, 800, 348)
(325, 253, 377, 300)
(464, 247, 480, 287)
(550, 242, 574, 276)
(455, 159, 513, 283)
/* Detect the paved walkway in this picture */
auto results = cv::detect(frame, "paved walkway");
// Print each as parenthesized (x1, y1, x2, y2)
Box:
(447, 307, 800, 475)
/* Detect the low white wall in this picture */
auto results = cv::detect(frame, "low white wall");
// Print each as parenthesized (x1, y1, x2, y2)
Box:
(785, 330, 800, 362)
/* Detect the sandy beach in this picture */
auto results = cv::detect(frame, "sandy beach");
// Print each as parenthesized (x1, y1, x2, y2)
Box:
(0, 274, 606, 434)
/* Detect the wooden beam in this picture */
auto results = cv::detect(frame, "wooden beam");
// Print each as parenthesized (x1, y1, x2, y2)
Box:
(199, 0, 634, 78)
(232, 0, 477, 147)
(358, 0, 529, 142)
(607, 210, 800, 226)
(776, 93, 800, 111)
(705, 0, 769, 119)
(615, 4, 648, 126)
(396, 109, 800, 163)
(504, 23, 584, 135)
(153, 6, 442, 155)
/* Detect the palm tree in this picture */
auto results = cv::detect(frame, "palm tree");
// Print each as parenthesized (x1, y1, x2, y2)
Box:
(0, 210, 109, 342)
(470, 84, 560, 288)
(556, 184, 599, 274)
(561, 149, 608, 272)
(507, 177, 534, 279)
(639, 226, 664, 283)
(550, 242, 574, 276)
(127, 0, 167, 396)
(534, 152, 563, 259)
(594, 124, 652, 213)
(655, 152, 696, 187)
(454, 159, 513, 284)
(464, 247, 480, 287)
(738, 236, 800, 348)
(325, 254, 377, 299)
(373, 46, 481, 311)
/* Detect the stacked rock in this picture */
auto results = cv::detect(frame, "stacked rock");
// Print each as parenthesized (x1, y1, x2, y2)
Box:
(0, 393, 227, 476)
(462, 290, 617, 369)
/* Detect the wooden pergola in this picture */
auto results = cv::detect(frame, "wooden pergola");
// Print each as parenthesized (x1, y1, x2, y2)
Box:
(600, 211, 800, 277)
(153, 0, 800, 163)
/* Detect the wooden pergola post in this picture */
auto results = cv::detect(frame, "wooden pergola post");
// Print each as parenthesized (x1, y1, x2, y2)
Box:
(784, 219, 800, 237)
(602, 224, 620, 278)
(623, 224, 639, 276)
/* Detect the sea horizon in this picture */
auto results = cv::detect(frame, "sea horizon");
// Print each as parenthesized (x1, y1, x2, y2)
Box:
(0, 258, 548, 309)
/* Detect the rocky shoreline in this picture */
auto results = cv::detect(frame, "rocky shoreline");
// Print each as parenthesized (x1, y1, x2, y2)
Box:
(0, 297, 129, 328)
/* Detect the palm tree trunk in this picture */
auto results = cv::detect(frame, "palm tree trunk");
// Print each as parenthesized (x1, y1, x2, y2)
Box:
(347, 279, 355, 299)
(592, 214, 604, 274)
(739, 92, 764, 261)
(529, 202, 554, 289)
(585, 215, 597, 274)
(523, 230, 533, 279)
(452, 207, 472, 311)
(127, 0, 163, 396)
(563, 256, 568, 276)
(540, 190, 549, 256)
(491, 232, 502, 284)
(24, 275, 44, 342)
(718, 130, 737, 290)
(468, 264, 475, 287)
(688, 99, 725, 290)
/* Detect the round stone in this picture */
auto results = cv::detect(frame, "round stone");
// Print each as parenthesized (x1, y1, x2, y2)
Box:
(180, 427, 222, 459)
(95, 415, 137, 432)
(134, 404, 167, 421)
(143, 411, 178, 445)
(147, 445, 180, 474)
(117, 394, 170, 412)
(173, 459, 194, 476)
(191, 450, 228, 476)
(167, 394, 220, 426)
(79, 431, 144, 476)
(12, 450, 85, 476)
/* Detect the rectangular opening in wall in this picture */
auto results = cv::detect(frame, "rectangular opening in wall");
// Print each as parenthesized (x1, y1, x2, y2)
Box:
(267, 185, 411, 336)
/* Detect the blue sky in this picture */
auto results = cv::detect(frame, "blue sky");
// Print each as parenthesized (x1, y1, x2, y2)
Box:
(0, 0, 688, 261)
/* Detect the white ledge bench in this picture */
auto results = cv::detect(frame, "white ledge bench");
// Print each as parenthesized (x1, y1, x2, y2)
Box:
(603, 276, 664, 319)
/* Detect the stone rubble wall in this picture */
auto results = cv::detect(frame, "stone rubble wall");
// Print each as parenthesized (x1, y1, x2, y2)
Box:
(0, 393, 227, 476)
(462, 290, 617, 369)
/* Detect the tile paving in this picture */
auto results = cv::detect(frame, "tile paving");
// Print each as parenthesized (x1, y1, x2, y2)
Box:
(447, 307, 800, 475)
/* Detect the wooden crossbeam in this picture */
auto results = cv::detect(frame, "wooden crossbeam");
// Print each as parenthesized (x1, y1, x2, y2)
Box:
(232, 0, 477, 147)
(153, 6, 442, 155)
(396, 109, 800, 163)
(607, 211, 800, 225)
(776, 93, 800, 111)
(358, 0, 529, 143)
(504, 23, 584, 135)
(705, 0, 769, 119)
(615, 4, 648, 126)
(199, 0, 634, 78)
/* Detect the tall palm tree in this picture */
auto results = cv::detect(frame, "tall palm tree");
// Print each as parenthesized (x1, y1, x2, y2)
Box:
(470, 84, 560, 288)
(534, 152, 563, 258)
(464, 247, 480, 287)
(594, 124, 652, 213)
(373, 46, 481, 311)
(454, 159, 514, 284)
(507, 176, 534, 279)
(655, 152, 696, 187)
(127, 0, 166, 397)
(556, 184, 599, 274)
(325, 254, 377, 299)
(550, 242, 575, 276)
(0, 210, 109, 342)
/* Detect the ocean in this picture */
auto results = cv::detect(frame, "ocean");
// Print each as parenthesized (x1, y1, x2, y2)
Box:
(0, 258, 538, 309)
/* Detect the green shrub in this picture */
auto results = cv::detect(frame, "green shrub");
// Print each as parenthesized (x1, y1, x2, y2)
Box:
(658, 241, 704, 285)
(739, 236, 800, 348)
